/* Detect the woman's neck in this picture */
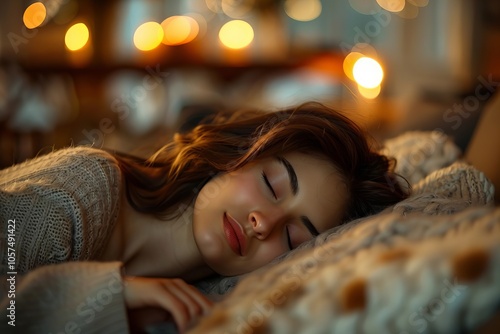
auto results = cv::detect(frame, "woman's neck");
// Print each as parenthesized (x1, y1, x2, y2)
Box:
(101, 190, 214, 282)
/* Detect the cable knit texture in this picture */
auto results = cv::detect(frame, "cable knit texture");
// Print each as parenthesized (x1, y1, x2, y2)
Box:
(380, 130, 461, 185)
(0, 146, 121, 272)
(0, 146, 126, 333)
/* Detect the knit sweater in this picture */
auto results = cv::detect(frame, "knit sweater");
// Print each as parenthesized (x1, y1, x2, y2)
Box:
(0, 146, 128, 333)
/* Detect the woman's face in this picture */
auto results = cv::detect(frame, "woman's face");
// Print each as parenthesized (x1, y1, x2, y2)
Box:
(192, 152, 348, 276)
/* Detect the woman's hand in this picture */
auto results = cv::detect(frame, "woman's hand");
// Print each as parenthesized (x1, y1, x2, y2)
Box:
(123, 276, 214, 333)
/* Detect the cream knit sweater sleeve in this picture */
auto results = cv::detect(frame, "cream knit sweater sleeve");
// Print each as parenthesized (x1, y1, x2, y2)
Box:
(0, 146, 122, 271)
(0, 146, 129, 333)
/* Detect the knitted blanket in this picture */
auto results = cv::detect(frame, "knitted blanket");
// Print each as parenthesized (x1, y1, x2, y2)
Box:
(184, 131, 499, 334)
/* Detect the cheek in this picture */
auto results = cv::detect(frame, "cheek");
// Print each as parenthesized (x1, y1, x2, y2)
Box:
(199, 172, 262, 210)
(250, 243, 286, 268)
(194, 174, 233, 211)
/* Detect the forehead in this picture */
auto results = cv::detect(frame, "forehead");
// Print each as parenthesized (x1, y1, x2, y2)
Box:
(279, 152, 348, 233)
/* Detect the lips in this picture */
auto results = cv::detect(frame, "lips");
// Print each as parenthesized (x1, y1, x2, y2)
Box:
(223, 213, 247, 256)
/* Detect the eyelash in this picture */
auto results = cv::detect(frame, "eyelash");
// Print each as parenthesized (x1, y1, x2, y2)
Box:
(286, 226, 293, 250)
(261, 172, 277, 199)
(262, 172, 293, 250)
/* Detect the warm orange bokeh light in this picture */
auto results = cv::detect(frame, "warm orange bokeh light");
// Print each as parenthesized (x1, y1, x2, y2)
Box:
(219, 20, 254, 49)
(161, 16, 199, 46)
(133, 21, 164, 51)
(358, 84, 381, 99)
(343, 52, 364, 81)
(376, 0, 405, 12)
(352, 57, 384, 89)
(23, 2, 47, 29)
(284, 0, 322, 21)
(65, 23, 90, 51)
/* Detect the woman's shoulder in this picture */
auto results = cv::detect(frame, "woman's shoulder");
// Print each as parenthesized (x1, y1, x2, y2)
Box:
(0, 146, 123, 271)
(17, 145, 118, 168)
(0, 146, 120, 184)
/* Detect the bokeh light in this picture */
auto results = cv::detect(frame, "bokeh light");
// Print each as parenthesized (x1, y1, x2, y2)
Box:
(187, 13, 208, 38)
(352, 57, 384, 89)
(358, 84, 381, 99)
(284, 0, 322, 22)
(161, 16, 199, 46)
(23, 2, 47, 29)
(219, 20, 254, 49)
(343, 52, 364, 81)
(397, 2, 420, 19)
(65, 23, 90, 51)
(133, 21, 164, 51)
(376, 0, 405, 12)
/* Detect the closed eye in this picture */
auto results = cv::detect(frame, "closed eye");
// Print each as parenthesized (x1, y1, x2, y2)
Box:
(261, 172, 277, 199)
(286, 226, 293, 250)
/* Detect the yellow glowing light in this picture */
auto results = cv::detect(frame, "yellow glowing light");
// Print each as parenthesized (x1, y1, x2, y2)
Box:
(352, 57, 384, 89)
(219, 20, 254, 49)
(284, 0, 322, 22)
(23, 2, 47, 29)
(161, 16, 199, 46)
(133, 21, 164, 51)
(343, 52, 364, 81)
(65, 23, 90, 51)
(358, 84, 381, 99)
(376, 0, 405, 13)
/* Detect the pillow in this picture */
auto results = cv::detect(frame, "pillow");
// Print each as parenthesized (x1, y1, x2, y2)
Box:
(380, 130, 461, 185)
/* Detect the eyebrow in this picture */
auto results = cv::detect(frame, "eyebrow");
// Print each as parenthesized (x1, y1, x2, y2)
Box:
(276, 156, 320, 237)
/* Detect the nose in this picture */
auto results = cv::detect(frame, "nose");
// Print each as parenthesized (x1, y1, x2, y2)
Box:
(249, 210, 283, 240)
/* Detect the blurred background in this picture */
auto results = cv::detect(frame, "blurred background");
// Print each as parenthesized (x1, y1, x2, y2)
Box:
(0, 0, 499, 168)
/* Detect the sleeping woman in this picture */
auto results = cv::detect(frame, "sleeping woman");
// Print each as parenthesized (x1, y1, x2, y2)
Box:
(0, 102, 410, 333)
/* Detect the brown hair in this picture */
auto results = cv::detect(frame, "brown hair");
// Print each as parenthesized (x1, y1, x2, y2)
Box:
(113, 102, 409, 224)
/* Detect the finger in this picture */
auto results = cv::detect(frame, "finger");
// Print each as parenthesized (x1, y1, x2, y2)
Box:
(166, 279, 205, 318)
(180, 282, 214, 315)
(151, 285, 191, 333)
